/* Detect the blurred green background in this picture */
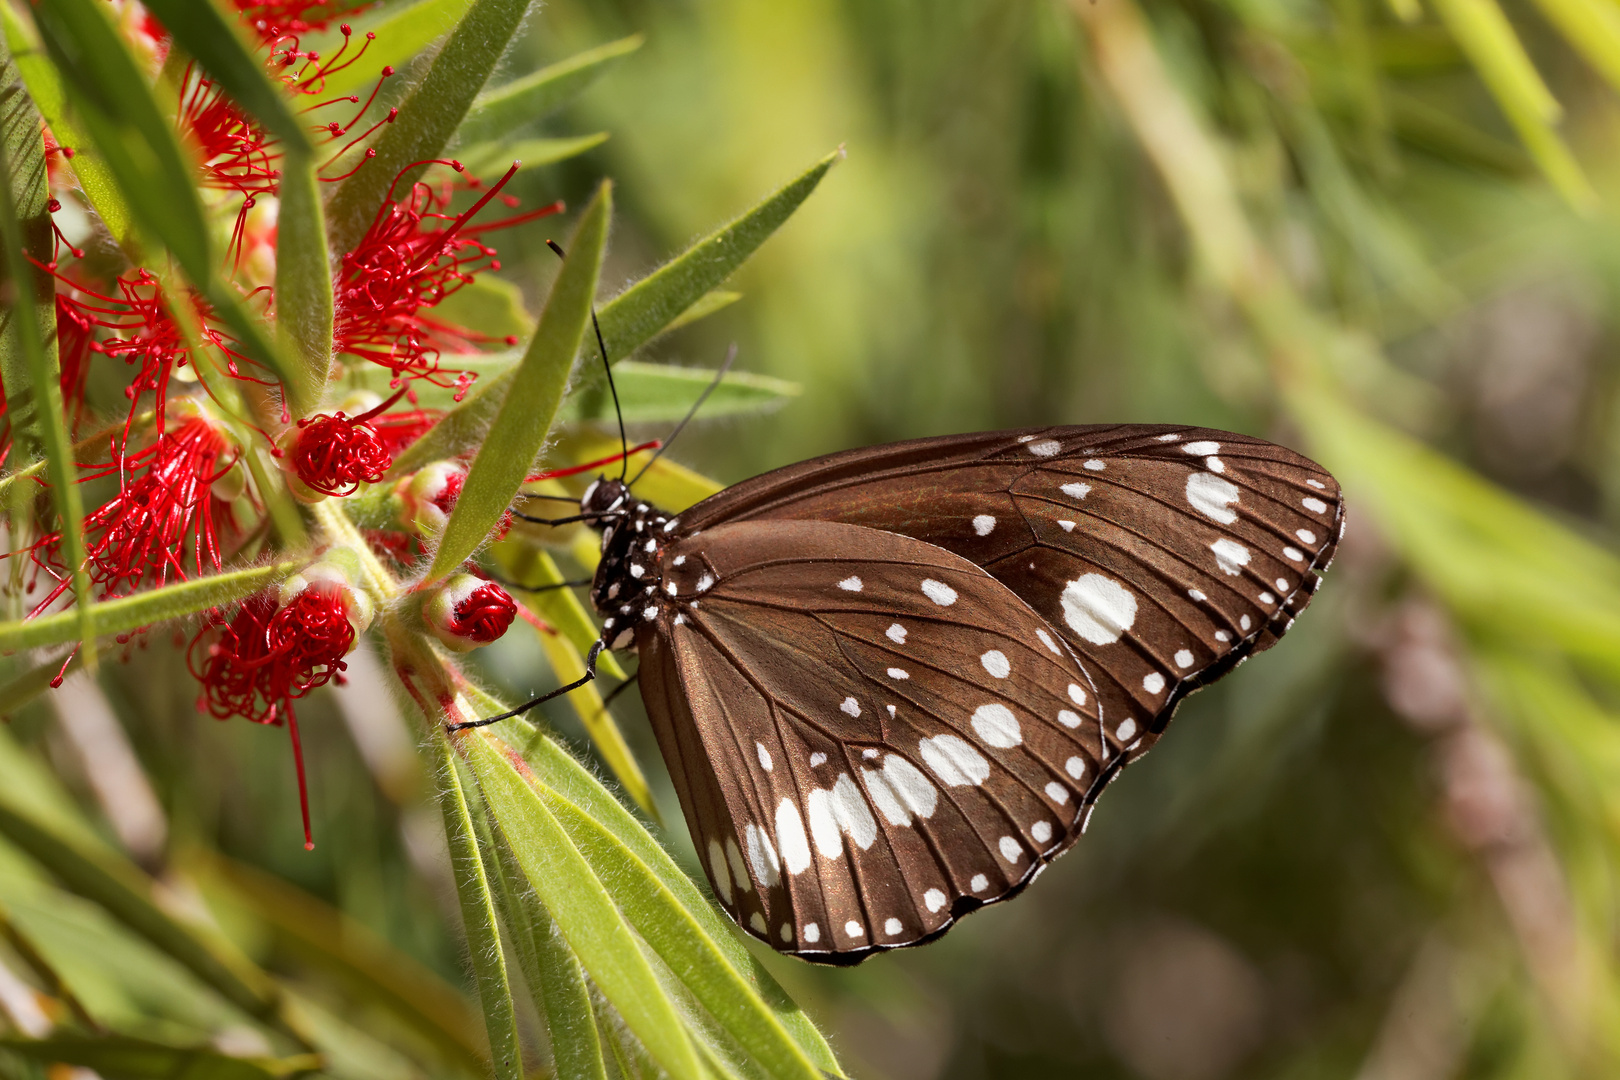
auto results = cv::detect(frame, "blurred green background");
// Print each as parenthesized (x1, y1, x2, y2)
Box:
(12, 0, 1620, 1077)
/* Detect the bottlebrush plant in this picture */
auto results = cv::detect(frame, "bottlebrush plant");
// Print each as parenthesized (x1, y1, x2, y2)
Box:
(0, 1, 841, 1078)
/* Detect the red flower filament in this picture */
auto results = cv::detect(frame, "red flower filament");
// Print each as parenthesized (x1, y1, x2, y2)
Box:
(189, 587, 358, 848)
(289, 403, 397, 496)
(448, 583, 517, 644)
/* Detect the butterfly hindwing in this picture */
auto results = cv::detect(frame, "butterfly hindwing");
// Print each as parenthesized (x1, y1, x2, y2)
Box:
(640, 518, 1106, 961)
(676, 425, 1344, 760)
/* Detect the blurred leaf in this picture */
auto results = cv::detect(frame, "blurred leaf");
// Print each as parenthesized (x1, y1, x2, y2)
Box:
(0, 51, 92, 655)
(189, 854, 487, 1078)
(0, 4, 132, 247)
(0, 561, 302, 652)
(485, 839, 609, 1080)
(0, 1035, 319, 1080)
(0, 654, 82, 718)
(561, 361, 799, 425)
(272, 155, 334, 420)
(139, 0, 311, 152)
(431, 275, 533, 343)
(1524, 0, 1620, 97)
(1425, 0, 1596, 210)
(0, 755, 314, 1048)
(661, 289, 743, 336)
(458, 730, 705, 1080)
(429, 181, 610, 582)
(467, 692, 843, 1077)
(449, 133, 609, 179)
(433, 739, 523, 1080)
(0, 895, 97, 1029)
(30, 0, 295, 396)
(317, 0, 477, 100)
(457, 36, 644, 144)
(324, 0, 533, 257)
(559, 432, 723, 511)
(594, 151, 841, 364)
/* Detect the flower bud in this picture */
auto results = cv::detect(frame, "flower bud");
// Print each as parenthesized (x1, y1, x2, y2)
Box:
(422, 574, 517, 653)
(395, 460, 467, 537)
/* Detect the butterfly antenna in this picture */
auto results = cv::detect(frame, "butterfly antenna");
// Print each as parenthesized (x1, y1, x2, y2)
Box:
(546, 238, 628, 480)
(628, 343, 738, 488)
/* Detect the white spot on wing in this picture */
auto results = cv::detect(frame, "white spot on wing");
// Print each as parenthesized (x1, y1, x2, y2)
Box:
(708, 839, 732, 903)
(887, 667, 909, 680)
(810, 752, 827, 767)
(840, 697, 861, 717)
(1061, 574, 1138, 644)
(757, 743, 773, 771)
(883, 755, 938, 818)
(921, 579, 958, 606)
(1028, 439, 1062, 457)
(831, 773, 877, 849)
(1303, 496, 1329, 513)
(972, 514, 996, 536)
(1182, 441, 1221, 455)
(776, 799, 811, 875)
(1066, 756, 1087, 780)
(837, 576, 863, 592)
(980, 650, 1010, 678)
(727, 839, 750, 894)
(971, 703, 1022, 747)
(745, 823, 780, 888)
(1155, 433, 1180, 442)
(1241, 615, 1251, 631)
(1069, 683, 1088, 707)
(999, 836, 1022, 863)
(804, 923, 820, 943)
(1206, 457, 1225, 473)
(919, 735, 991, 786)
(884, 917, 904, 935)
(1296, 529, 1317, 544)
(1058, 520, 1076, 532)
(750, 912, 767, 934)
(1083, 459, 1106, 471)
(780, 923, 793, 942)
(1036, 628, 1061, 654)
(1211, 538, 1251, 576)
(971, 874, 989, 892)
(1175, 649, 1194, 668)
(925, 888, 947, 913)
(807, 789, 841, 857)
(1143, 673, 1165, 694)
(1116, 718, 1138, 741)
(1031, 821, 1053, 844)
(1189, 588, 1207, 602)
(1186, 472, 1240, 524)
(1060, 482, 1091, 500)
(1058, 710, 1081, 728)
(1307, 479, 1326, 489)
(1215, 630, 1231, 643)
(845, 921, 864, 939)
(696, 573, 714, 592)
(1284, 546, 1304, 562)
(1045, 782, 1069, 804)
(886, 623, 907, 644)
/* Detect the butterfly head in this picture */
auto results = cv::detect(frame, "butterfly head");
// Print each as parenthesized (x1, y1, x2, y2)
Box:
(585, 478, 678, 650)
(580, 476, 632, 519)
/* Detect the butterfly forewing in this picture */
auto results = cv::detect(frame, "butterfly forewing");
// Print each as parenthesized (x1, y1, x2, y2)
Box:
(641, 519, 1106, 961)
(676, 425, 1343, 759)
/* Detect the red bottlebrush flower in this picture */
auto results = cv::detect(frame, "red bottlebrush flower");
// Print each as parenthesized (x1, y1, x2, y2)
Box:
(232, 0, 335, 39)
(188, 563, 375, 848)
(24, 407, 239, 616)
(284, 393, 403, 497)
(334, 162, 562, 394)
(396, 460, 468, 536)
(424, 575, 517, 652)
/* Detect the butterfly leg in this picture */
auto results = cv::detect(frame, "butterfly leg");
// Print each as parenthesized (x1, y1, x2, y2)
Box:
(446, 640, 605, 731)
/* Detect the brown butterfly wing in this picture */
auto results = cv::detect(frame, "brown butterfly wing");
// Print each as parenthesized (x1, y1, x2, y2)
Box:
(675, 425, 1343, 761)
(641, 518, 1107, 961)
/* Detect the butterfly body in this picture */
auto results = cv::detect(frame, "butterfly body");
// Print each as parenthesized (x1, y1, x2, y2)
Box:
(580, 425, 1343, 963)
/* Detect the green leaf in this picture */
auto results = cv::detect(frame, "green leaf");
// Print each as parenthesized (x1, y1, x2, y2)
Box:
(449, 133, 610, 180)
(459, 730, 705, 1080)
(0, 1035, 320, 1080)
(457, 36, 644, 144)
(388, 154, 834, 473)
(0, 69, 93, 662)
(560, 361, 799, 425)
(324, 0, 533, 257)
(190, 855, 487, 1078)
(559, 432, 723, 511)
(0, 4, 133, 247)
(593, 151, 840, 363)
(0, 763, 315, 1048)
(1523, 0, 1620, 98)
(662, 289, 743, 336)
(488, 543, 625, 680)
(139, 0, 311, 152)
(273, 154, 335, 419)
(30, 0, 297, 394)
(428, 181, 611, 582)
(316, 0, 477, 100)
(1426, 0, 1597, 210)
(0, 561, 302, 653)
(485, 840, 609, 1080)
(430, 275, 534, 344)
(464, 695, 843, 1077)
(433, 738, 523, 1080)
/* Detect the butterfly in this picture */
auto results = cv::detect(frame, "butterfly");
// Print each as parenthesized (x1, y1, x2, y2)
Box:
(468, 422, 1343, 964)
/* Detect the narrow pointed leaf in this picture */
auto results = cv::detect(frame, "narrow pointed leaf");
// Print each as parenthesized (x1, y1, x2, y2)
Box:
(482, 810, 609, 1080)
(459, 730, 705, 1080)
(0, 561, 301, 653)
(428, 181, 611, 582)
(458, 36, 644, 143)
(324, 0, 532, 257)
(317, 0, 477, 100)
(0, 4, 132, 246)
(560, 361, 799, 425)
(274, 153, 335, 419)
(0, 79, 93, 660)
(434, 738, 523, 1080)
(459, 690, 843, 1076)
(0, 1035, 321, 1080)
(450, 133, 609, 179)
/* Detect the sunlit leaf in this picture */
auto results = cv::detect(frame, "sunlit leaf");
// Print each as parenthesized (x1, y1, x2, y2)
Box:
(316, 0, 477, 100)
(457, 36, 644, 143)
(450, 134, 610, 179)
(428, 181, 611, 582)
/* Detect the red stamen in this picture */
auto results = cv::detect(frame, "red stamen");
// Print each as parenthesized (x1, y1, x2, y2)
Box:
(448, 583, 517, 643)
(526, 441, 662, 482)
(288, 409, 395, 496)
